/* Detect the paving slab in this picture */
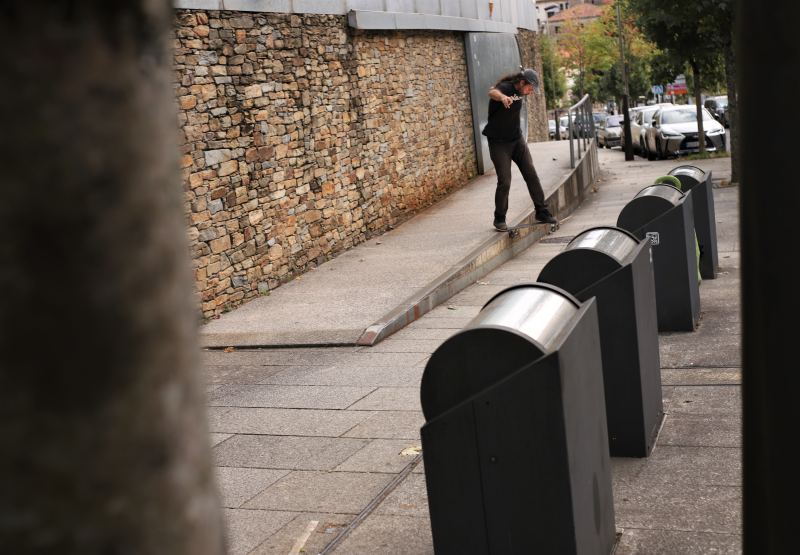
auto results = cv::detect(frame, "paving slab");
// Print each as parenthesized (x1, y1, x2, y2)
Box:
(215, 467, 290, 508)
(249, 513, 354, 555)
(332, 514, 434, 554)
(208, 384, 375, 409)
(223, 509, 297, 555)
(342, 410, 425, 440)
(335, 439, 422, 473)
(207, 407, 376, 436)
(243, 470, 394, 513)
(615, 528, 742, 554)
(213, 435, 370, 470)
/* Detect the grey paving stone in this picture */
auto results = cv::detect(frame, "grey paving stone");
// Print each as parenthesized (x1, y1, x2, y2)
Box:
(343, 410, 425, 440)
(661, 368, 741, 386)
(613, 445, 740, 487)
(659, 333, 741, 368)
(202, 347, 357, 367)
(207, 407, 375, 436)
(447, 284, 507, 306)
(208, 384, 375, 409)
(347, 387, 422, 411)
(203, 364, 307, 385)
(613, 482, 741, 534)
(335, 439, 421, 473)
(223, 508, 297, 555)
(669, 385, 741, 415)
(388, 326, 459, 341)
(207, 384, 222, 394)
(366, 339, 445, 354)
(658, 413, 741, 448)
(215, 467, 290, 508)
(244, 470, 394, 513)
(267, 365, 424, 387)
(332, 514, 434, 554)
(210, 433, 233, 447)
(616, 528, 742, 554)
(408, 316, 473, 329)
(374, 473, 429, 517)
(426, 304, 481, 318)
(248, 512, 353, 555)
(213, 435, 369, 470)
(338, 351, 431, 367)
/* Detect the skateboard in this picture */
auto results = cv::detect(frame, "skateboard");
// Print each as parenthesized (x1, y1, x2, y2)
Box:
(507, 220, 560, 239)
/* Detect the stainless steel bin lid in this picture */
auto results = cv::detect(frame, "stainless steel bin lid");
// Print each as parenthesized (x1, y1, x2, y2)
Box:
(565, 226, 639, 264)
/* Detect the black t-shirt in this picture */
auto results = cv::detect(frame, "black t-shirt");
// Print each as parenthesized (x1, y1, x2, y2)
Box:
(482, 80, 524, 142)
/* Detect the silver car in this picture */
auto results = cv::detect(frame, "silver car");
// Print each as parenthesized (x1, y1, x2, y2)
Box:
(644, 105, 726, 159)
(597, 114, 624, 148)
(630, 106, 663, 156)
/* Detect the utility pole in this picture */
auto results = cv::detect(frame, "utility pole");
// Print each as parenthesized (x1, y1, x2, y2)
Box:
(616, 0, 634, 161)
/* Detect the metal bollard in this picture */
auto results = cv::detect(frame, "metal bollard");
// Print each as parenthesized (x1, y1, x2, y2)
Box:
(668, 165, 719, 279)
(420, 283, 616, 555)
(538, 226, 664, 457)
(617, 184, 700, 331)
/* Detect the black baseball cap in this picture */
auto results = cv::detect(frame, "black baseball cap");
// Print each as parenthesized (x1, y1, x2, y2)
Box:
(522, 68, 540, 89)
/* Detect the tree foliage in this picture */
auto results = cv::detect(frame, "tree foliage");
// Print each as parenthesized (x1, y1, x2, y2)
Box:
(624, 0, 734, 152)
(540, 34, 568, 109)
(557, 3, 659, 105)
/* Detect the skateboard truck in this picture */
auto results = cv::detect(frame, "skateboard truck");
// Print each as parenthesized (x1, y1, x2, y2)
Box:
(507, 220, 560, 239)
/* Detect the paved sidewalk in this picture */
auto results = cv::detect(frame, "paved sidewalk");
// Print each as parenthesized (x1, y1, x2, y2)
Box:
(201, 139, 576, 348)
(202, 147, 740, 554)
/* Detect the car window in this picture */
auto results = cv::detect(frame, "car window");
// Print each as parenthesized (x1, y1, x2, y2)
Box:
(606, 115, 623, 127)
(661, 109, 716, 124)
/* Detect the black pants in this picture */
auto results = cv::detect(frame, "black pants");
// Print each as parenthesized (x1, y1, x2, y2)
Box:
(488, 137, 546, 222)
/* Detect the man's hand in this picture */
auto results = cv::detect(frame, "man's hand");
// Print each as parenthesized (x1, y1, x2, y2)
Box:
(489, 86, 514, 109)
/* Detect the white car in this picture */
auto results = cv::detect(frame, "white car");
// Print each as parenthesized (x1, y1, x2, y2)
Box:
(644, 105, 726, 159)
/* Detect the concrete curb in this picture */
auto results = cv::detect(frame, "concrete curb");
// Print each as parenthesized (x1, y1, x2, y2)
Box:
(356, 142, 600, 346)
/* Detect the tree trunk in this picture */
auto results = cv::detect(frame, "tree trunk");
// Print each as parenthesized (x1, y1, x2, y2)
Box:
(0, 3, 225, 553)
(691, 59, 706, 154)
(724, 34, 739, 184)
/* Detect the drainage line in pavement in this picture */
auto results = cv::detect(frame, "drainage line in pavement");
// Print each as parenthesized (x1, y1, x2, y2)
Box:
(204, 342, 357, 350)
(320, 453, 423, 554)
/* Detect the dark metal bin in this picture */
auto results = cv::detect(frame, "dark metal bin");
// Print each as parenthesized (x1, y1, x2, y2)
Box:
(669, 165, 719, 279)
(617, 184, 700, 331)
(420, 283, 615, 555)
(538, 226, 664, 457)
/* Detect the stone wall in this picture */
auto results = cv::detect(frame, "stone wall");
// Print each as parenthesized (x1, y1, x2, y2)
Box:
(519, 29, 548, 143)
(174, 11, 477, 319)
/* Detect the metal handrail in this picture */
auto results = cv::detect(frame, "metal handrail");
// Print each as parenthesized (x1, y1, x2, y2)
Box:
(566, 94, 596, 168)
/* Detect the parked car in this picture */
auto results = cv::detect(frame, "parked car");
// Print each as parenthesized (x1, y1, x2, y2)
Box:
(548, 119, 557, 139)
(630, 105, 662, 156)
(643, 105, 726, 159)
(558, 115, 569, 139)
(619, 107, 645, 150)
(597, 114, 624, 148)
(704, 95, 729, 127)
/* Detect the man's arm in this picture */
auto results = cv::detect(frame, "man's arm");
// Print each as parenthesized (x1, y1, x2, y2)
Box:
(489, 86, 513, 109)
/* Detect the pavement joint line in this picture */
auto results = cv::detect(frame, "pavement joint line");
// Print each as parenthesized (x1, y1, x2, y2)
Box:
(319, 454, 423, 554)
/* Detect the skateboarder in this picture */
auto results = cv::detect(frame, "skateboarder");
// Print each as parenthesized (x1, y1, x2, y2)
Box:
(482, 68, 557, 231)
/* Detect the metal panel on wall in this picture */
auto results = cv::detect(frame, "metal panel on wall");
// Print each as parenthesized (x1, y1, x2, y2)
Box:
(464, 32, 525, 175)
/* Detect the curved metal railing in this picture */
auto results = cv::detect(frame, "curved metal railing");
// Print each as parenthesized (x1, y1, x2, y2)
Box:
(566, 94, 596, 168)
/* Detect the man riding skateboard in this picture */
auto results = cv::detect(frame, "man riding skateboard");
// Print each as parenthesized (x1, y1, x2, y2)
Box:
(482, 68, 557, 231)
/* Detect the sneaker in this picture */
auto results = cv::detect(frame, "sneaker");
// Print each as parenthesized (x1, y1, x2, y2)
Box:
(493, 219, 508, 231)
(535, 209, 557, 225)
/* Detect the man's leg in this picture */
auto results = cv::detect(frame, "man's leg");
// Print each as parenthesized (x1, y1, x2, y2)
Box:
(512, 139, 557, 223)
(511, 138, 546, 208)
(488, 141, 514, 226)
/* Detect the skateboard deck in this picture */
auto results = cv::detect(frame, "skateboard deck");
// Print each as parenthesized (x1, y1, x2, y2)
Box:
(506, 220, 560, 238)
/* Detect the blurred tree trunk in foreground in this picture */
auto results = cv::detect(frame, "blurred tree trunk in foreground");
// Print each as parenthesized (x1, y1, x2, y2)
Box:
(0, 2, 225, 553)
